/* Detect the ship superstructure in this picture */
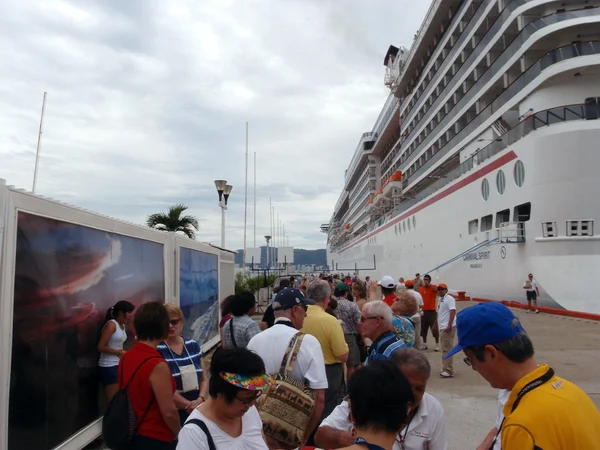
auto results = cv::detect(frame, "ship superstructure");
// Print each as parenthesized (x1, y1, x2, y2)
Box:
(324, 0, 600, 313)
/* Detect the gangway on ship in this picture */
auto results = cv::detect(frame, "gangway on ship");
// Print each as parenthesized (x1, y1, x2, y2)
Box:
(423, 237, 499, 275)
(498, 222, 526, 243)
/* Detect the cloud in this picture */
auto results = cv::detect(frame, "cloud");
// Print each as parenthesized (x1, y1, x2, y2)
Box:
(0, 0, 430, 250)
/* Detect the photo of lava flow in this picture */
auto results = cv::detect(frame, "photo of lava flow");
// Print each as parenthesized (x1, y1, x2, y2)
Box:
(179, 247, 219, 348)
(8, 212, 165, 450)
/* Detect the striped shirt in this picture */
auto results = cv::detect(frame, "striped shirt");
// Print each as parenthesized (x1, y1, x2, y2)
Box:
(365, 330, 407, 365)
(157, 338, 203, 395)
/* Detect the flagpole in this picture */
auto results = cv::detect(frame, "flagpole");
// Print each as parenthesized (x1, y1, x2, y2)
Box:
(269, 198, 272, 273)
(253, 151, 257, 249)
(243, 122, 248, 271)
(32, 92, 47, 194)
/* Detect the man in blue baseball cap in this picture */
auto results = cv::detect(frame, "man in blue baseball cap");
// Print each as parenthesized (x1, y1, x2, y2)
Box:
(446, 302, 600, 450)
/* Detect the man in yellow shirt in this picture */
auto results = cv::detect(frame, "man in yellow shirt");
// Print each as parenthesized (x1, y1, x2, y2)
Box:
(445, 302, 600, 449)
(302, 280, 349, 422)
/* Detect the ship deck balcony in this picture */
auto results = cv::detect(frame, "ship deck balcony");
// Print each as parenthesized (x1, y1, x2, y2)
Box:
(382, 6, 600, 184)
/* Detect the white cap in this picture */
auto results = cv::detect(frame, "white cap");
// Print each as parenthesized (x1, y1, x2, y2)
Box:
(378, 275, 396, 289)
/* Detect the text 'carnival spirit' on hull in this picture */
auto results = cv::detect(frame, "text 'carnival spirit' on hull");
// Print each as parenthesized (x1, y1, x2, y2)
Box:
(323, 0, 600, 314)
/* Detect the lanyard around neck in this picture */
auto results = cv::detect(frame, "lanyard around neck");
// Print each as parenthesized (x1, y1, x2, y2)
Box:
(165, 337, 192, 370)
(490, 367, 555, 449)
(353, 437, 386, 450)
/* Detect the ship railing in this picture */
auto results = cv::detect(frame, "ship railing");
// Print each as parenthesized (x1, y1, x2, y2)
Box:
(391, 6, 600, 178)
(499, 222, 526, 243)
(361, 101, 598, 239)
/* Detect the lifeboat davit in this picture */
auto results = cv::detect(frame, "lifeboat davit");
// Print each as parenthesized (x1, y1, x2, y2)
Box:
(373, 188, 384, 206)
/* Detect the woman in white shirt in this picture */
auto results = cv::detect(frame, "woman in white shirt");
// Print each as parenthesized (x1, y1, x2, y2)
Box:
(96, 300, 134, 401)
(177, 347, 272, 450)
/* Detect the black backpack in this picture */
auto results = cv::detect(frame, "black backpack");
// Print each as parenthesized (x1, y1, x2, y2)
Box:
(102, 356, 160, 449)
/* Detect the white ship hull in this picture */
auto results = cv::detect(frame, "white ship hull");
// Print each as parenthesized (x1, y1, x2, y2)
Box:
(329, 121, 600, 314)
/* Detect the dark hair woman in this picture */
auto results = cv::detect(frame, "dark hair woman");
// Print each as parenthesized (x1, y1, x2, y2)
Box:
(177, 347, 272, 449)
(118, 301, 180, 449)
(218, 295, 236, 343)
(339, 360, 414, 450)
(97, 300, 135, 401)
(221, 292, 260, 349)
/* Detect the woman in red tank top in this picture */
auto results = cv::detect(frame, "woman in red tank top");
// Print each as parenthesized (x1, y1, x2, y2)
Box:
(118, 302, 180, 449)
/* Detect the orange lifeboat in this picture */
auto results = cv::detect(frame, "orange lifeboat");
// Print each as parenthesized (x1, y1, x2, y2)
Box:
(382, 171, 403, 197)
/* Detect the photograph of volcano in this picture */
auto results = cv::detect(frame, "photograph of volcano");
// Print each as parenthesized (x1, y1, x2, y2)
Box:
(8, 212, 165, 450)
(179, 247, 219, 347)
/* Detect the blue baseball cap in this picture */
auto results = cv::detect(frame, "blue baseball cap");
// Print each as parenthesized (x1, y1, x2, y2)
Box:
(444, 302, 525, 359)
(272, 287, 315, 311)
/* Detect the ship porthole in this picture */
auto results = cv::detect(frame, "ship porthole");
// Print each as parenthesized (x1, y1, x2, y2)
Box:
(496, 170, 506, 194)
(481, 178, 490, 201)
(514, 160, 525, 187)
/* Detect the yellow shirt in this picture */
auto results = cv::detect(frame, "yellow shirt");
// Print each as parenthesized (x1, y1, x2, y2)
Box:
(501, 364, 600, 449)
(301, 304, 349, 365)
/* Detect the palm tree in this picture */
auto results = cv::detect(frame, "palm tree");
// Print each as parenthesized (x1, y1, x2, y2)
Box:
(146, 204, 199, 239)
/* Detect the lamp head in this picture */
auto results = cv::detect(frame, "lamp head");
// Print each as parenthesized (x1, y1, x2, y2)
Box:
(265, 235, 272, 243)
(224, 184, 233, 205)
(214, 180, 227, 201)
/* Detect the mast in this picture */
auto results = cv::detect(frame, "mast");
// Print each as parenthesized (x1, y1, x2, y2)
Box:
(32, 92, 47, 194)
(243, 122, 248, 271)
(253, 151, 256, 249)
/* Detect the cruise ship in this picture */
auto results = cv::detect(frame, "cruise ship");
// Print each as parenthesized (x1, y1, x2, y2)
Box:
(323, 0, 600, 314)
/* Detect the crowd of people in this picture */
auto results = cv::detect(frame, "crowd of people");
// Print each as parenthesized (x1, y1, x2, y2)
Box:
(96, 272, 600, 450)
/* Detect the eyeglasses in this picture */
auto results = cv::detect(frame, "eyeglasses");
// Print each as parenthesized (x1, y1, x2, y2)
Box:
(169, 319, 181, 326)
(463, 356, 473, 367)
(437, 288, 447, 291)
(360, 316, 379, 322)
(235, 390, 262, 405)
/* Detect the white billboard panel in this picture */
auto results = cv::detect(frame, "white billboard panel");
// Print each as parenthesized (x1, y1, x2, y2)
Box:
(245, 247, 262, 264)
(278, 246, 294, 263)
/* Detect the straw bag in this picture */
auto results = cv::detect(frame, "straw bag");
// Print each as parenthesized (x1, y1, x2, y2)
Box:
(257, 332, 316, 448)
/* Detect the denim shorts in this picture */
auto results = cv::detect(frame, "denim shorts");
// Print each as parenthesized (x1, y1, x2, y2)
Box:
(98, 366, 118, 387)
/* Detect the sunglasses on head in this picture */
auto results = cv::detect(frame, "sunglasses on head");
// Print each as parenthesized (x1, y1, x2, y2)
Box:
(169, 319, 181, 326)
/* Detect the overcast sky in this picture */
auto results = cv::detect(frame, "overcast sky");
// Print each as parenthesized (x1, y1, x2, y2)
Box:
(0, 0, 429, 251)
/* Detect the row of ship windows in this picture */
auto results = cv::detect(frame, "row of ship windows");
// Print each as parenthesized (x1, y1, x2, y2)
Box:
(366, 215, 418, 245)
(400, 0, 471, 115)
(482, 160, 525, 200)
(468, 202, 531, 235)
(543, 220, 595, 238)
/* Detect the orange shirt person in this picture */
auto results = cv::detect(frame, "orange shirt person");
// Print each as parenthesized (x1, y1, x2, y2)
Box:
(418, 274, 439, 351)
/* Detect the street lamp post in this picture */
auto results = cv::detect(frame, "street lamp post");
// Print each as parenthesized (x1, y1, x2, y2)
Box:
(265, 235, 272, 274)
(214, 180, 233, 248)
(265, 235, 272, 301)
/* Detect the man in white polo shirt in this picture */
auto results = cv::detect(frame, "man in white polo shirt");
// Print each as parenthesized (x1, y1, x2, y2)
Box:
(247, 287, 327, 448)
(437, 283, 457, 378)
(314, 348, 448, 450)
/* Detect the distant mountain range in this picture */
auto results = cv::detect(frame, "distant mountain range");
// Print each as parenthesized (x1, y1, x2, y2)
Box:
(235, 247, 326, 268)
